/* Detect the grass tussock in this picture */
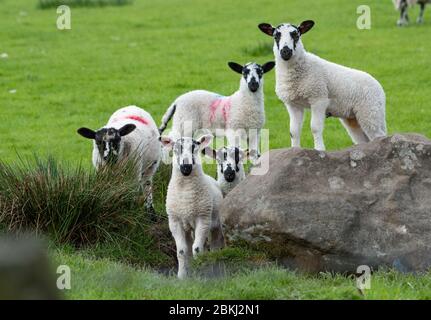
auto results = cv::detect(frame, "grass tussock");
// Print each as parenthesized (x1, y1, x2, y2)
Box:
(0, 156, 175, 267)
(38, 0, 133, 9)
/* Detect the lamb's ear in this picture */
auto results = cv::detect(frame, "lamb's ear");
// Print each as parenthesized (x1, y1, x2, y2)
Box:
(77, 127, 96, 140)
(119, 124, 136, 137)
(228, 62, 243, 74)
(160, 136, 174, 150)
(298, 20, 315, 35)
(201, 147, 217, 159)
(262, 61, 275, 74)
(245, 149, 258, 160)
(196, 134, 213, 149)
(258, 23, 275, 36)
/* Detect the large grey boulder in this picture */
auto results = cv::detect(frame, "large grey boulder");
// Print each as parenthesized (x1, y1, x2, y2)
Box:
(221, 134, 431, 273)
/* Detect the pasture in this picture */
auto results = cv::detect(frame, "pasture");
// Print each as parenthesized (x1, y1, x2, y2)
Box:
(1, 0, 431, 299)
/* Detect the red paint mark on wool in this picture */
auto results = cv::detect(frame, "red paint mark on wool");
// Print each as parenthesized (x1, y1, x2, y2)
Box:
(114, 115, 149, 125)
(209, 97, 231, 124)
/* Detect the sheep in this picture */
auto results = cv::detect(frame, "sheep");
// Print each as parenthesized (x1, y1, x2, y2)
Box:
(258, 20, 387, 151)
(158, 61, 275, 162)
(202, 146, 252, 197)
(77, 105, 161, 213)
(160, 134, 225, 279)
(393, 0, 430, 26)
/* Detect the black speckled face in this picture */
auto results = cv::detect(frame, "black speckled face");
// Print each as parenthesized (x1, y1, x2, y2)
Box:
(215, 147, 243, 182)
(273, 24, 301, 61)
(95, 128, 121, 163)
(242, 63, 264, 93)
(173, 137, 201, 176)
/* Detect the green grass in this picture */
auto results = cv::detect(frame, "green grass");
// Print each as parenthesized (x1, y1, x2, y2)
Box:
(1, 0, 430, 164)
(0, 157, 176, 267)
(1, 0, 431, 299)
(52, 248, 431, 299)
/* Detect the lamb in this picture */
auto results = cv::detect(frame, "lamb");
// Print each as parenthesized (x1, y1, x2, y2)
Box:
(158, 61, 275, 161)
(160, 134, 225, 279)
(393, 0, 430, 26)
(77, 105, 161, 213)
(258, 21, 387, 151)
(202, 146, 249, 197)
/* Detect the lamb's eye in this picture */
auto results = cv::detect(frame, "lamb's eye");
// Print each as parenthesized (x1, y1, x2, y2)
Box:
(274, 32, 281, 42)
(290, 31, 299, 41)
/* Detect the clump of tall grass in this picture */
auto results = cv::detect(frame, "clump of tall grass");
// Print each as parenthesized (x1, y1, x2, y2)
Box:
(0, 156, 175, 267)
(38, 0, 133, 9)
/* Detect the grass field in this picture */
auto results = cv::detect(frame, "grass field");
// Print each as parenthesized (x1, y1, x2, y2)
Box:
(1, 0, 431, 299)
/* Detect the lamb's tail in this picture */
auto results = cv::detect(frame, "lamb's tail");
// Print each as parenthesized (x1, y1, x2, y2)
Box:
(158, 103, 176, 135)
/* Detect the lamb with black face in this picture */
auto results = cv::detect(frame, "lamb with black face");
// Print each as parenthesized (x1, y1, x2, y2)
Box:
(228, 61, 275, 93)
(77, 124, 136, 165)
(258, 20, 315, 61)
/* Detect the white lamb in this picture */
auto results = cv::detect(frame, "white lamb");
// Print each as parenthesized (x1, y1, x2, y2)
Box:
(158, 61, 275, 161)
(258, 21, 387, 151)
(160, 134, 225, 279)
(202, 146, 249, 197)
(77, 105, 161, 213)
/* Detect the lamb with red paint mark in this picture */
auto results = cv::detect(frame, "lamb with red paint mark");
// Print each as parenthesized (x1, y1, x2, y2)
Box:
(158, 61, 275, 162)
(77, 105, 161, 214)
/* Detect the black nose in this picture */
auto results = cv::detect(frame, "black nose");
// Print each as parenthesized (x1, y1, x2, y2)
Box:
(180, 164, 193, 176)
(248, 78, 259, 92)
(224, 167, 236, 182)
(280, 46, 293, 61)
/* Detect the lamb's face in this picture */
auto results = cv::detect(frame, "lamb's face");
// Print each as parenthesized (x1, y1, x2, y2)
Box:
(160, 134, 213, 177)
(228, 61, 275, 93)
(77, 124, 136, 165)
(215, 147, 244, 183)
(258, 21, 315, 61)
(273, 24, 301, 61)
(94, 128, 122, 163)
(173, 137, 200, 176)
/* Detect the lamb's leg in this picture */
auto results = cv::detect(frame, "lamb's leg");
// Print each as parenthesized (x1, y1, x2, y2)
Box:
(141, 161, 159, 218)
(144, 179, 156, 213)
(209, 212, 225, 250)
(286, 104, 304, 148)
(246, 129, 260, 164)
(355, 108, 387, 141)
(418, 2, 426, 23)
(192, 216, 210, 257)
(169, 219, 190, 279)
(339, 118, 369, 144)
(398, 0, 409, 26)
(310, 99, 330, 151)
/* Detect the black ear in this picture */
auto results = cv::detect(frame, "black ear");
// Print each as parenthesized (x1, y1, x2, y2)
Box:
(262, 61, 275, 73)
(298, 20, 315, 35)
(228, 62, 243, 74)
(119, 124, 136, 137)
(77, 127, 96, 140)
(201, 147, 217, 159)
(258, 23, 275, 36)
